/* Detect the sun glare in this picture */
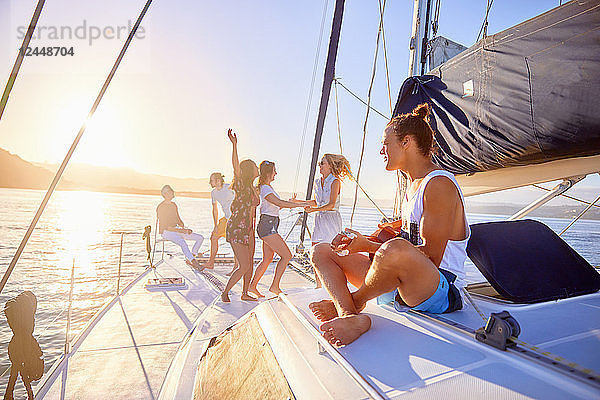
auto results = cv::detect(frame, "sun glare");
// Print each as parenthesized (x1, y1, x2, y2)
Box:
(53, 100, 131, 168)
(56, 191, 109, 281)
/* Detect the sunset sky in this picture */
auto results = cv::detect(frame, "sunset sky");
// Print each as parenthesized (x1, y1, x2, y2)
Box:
(1, 0, 598, 200)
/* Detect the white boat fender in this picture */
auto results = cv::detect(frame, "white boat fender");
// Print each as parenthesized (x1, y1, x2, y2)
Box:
(475, 310, 521, 351)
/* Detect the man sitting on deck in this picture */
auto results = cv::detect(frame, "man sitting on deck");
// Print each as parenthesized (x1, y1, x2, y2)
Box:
(157, 185, 204, 270)
(310, 104, 469, 346)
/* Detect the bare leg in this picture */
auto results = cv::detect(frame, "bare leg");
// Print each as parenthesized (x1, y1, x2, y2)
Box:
(249, 241, 274, 297)
(239, 231, 256, 301)
(261, 233, 292, 295)
(226, 257, 238, 276)
(322, 239, 441, 346)
(203, 232, 219, 269)
(309, 243, 371, 318)
(351, 238, 440, 310)
(311, 242, 322, 288)
(221, 242, 256, 302)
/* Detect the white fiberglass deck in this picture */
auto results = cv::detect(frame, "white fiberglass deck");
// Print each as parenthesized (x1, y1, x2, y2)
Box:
(269, 289, 600, 399)
(35, 258, 219, 400)
(34, 255, 311, 400)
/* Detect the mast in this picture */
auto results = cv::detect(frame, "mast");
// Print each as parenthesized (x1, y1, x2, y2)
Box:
(408, 0, 430, 77)
(299, 0, 346, 246)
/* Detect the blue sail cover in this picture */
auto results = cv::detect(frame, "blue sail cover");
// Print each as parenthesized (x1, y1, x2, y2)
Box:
(392, 0, 600, 175)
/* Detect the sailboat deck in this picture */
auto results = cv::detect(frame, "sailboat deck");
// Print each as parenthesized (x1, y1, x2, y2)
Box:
(278, 289, 600, 399)
(36, 259, 219, 400)
(34, 256, 312, 400)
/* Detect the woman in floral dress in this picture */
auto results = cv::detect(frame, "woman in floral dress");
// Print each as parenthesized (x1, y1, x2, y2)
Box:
(221, 129, 260, 302)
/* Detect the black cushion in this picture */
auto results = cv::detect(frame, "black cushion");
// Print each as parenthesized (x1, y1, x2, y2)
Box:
(466, 219, 600, 303)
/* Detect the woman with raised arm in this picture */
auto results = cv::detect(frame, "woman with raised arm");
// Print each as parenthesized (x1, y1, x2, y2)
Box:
(221, 129, 260, 302)
(304, 153, 351, 287)
(248, 161, 310, 297)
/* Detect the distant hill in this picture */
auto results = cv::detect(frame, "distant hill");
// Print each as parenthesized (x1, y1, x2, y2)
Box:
(0, 148, 74, 190)
(0, 147, 210, 197)
(34, 162, 210, 193)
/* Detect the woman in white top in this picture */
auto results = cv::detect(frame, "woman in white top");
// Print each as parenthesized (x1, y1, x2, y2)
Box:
(249, 161, 309, 297)
(304, 154, 351, 287)
(304, 153, 351, 244)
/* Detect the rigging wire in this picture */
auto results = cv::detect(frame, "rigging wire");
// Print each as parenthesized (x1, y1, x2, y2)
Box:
(0, 0, 46, 121)
(350, 0, 386, 227)
(292, 0, 331, 196)
(559, 192, 600, 236)
(377, 0, 393, 116)
(476, 0, 495, 42)
(333, 79, 389, 119)
(333, 78, 344, 154)
(376, 0, 406, 220)
(345, 168, 390, 223)
(532, 184, 600, 210)
(0, 0, 154, 294)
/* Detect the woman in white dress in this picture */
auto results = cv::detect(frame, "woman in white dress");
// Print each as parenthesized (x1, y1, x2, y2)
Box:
(304, 154, 351, 286)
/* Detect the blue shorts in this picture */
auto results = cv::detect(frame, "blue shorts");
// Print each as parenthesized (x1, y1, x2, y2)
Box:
(257, 214, 279, 238)
(377, 269, 462, 314)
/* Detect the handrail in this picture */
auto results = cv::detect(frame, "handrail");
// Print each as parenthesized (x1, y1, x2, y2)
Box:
(278, 294, 385, 400)
(64, 260, 75, 354)
(116, 233, 124, 294)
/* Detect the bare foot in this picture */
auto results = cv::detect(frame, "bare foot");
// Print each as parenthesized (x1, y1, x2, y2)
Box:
(268, 285, 282, 296)
(191, 259, 204, 271)
(221, 292, 230, 303)
(203, 261, 215, 270)
(309, 299, 338, 322)
(240, 293, 258, 301)
(320, 314, 371, 346)
(249, 287, 265, 298)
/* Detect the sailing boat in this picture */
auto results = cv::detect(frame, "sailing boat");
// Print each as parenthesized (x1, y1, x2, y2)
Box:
(2, 0, 599, 398)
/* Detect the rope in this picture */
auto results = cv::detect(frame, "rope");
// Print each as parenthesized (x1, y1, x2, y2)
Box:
(333, 79, 389, 119)
(559, 192, 600, 236)
(0, 0, 154, 295)
(292, 0, 331, 195)
(377, 0, 393, 116)
(350, 0, 386, 227)
(476, 0, 495, 42)
(0, 0, 46, 121)
(333, 79, 343, 154)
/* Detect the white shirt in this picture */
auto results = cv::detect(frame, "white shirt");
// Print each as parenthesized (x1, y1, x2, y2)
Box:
(259, 184, 280, 217)
(211, 183, 235, 219)
(401, 170, 470, 288)
(314, 173, 340, 212)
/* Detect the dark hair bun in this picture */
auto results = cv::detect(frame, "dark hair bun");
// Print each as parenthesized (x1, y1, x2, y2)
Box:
(412, 103, 430, 120)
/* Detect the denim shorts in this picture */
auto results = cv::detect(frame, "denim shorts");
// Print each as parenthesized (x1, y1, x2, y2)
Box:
(257, 214, 280, 238)
(377, 268, 462, 314)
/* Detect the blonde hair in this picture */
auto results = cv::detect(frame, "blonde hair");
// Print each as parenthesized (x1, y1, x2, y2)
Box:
(323, 154, 351, 180)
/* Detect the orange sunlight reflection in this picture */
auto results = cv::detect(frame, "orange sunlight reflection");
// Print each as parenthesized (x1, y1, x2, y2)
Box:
(56, 191, 109, 286)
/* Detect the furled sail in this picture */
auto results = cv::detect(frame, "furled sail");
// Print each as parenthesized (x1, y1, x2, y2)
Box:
(392, 0, 600, 195)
